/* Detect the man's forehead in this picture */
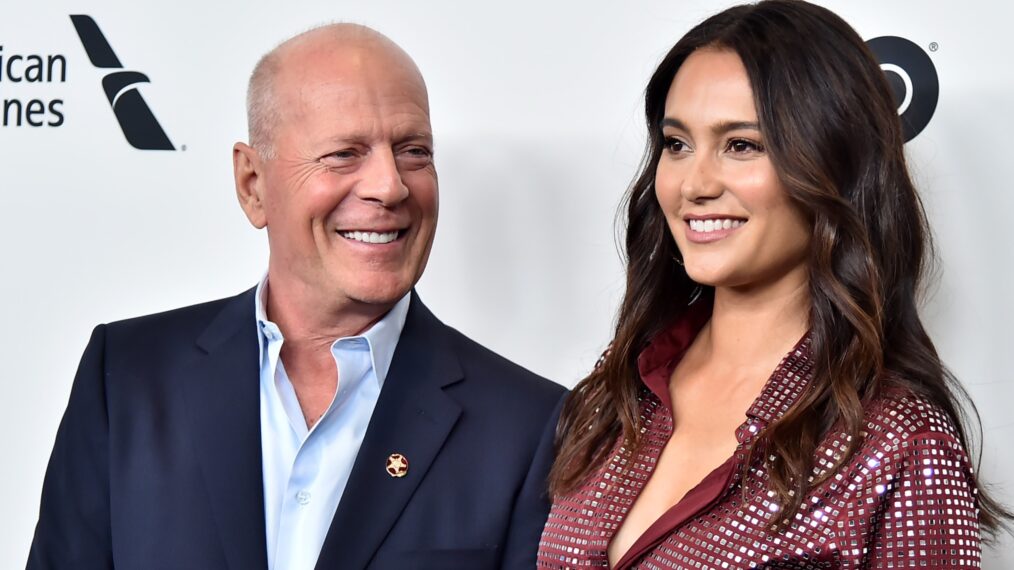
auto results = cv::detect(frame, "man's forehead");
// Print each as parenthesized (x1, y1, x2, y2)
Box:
(276, 28, 423, 85)
(272, 73, 432, 146)
(276, 73, 429, 117)
(247, 24, 431, 153)
(274, 44, 426, 103)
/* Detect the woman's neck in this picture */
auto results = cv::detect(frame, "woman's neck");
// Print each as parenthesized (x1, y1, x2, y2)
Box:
(701, 271, 810, 370)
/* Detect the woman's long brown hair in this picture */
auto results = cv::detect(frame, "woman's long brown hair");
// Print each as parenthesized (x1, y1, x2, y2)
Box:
(549, 0, 1011, 535)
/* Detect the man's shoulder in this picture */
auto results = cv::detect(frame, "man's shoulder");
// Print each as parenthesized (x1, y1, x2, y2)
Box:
(438, 323, 566, 402)
(102, 288, 253, 344)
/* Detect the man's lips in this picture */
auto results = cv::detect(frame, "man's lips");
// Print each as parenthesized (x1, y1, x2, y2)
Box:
(338, 229, 406, 244)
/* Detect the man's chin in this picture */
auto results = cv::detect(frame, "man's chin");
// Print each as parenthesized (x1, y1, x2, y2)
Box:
(343, 280, 414, 308)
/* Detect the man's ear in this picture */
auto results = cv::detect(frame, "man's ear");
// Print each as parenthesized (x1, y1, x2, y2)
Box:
(233, 142, 267, 229)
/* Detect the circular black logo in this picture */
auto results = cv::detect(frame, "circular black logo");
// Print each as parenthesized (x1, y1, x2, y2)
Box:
(866, 36, 939, 142)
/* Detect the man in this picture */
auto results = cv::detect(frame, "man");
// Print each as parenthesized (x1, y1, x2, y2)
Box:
(28, 24, 565, 570)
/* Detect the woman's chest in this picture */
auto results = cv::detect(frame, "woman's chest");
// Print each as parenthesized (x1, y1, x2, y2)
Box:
(539, 402, 844, 569)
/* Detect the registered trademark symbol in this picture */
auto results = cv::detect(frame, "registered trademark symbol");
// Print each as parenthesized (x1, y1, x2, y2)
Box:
(928, 42, 939, 52)
(181, 144, 187, 151)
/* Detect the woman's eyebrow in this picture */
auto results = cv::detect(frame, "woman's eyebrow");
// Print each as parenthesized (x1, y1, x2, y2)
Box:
(661, 117, 760, 136)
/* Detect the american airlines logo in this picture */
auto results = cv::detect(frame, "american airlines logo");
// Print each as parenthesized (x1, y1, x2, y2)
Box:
(70, 15, 175, 150)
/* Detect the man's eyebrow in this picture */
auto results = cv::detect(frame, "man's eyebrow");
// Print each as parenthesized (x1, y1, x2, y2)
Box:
(400, 131, 434, 143)
(323, 133, 371, 146)
(322, 132, 434, 145)
(661, 117, 761, 136)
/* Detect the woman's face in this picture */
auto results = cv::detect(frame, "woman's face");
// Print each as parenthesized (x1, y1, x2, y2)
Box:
(655, 48, 811, 295)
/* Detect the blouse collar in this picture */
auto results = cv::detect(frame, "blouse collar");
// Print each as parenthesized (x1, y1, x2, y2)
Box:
(635, 293, 814, 435)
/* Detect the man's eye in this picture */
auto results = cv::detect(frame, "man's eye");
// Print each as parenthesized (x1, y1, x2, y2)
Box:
(328, 150, 357, 160)
(397, 147, 433, 168)
(319, 149, 358, 167)
(726, 139, 764, 154)
(402, 147, 432, 158)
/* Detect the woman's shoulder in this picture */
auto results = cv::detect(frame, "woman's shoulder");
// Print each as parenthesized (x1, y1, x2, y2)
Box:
(813, 388, 983, 565)
(831, 387, 978, 491)
(860, 387, 966, 448)
(812, 388, 975, 496)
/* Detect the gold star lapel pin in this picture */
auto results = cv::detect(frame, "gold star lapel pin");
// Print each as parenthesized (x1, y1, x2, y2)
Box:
(386, 453, 409, 478)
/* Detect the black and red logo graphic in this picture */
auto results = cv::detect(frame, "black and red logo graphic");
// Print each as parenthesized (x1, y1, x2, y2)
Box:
(70, 15, 174, 150)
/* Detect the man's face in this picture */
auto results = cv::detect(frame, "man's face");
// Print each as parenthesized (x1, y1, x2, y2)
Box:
(253, 41, 438, 310)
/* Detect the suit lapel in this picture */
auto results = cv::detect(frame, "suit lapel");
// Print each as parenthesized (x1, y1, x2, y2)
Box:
(316, 293, 464, 569)
(182, 288, 268, 570)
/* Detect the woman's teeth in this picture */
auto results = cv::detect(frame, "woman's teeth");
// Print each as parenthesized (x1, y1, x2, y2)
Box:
(688, 219, 744, 233)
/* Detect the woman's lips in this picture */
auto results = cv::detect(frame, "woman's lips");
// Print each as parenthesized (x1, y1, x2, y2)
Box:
(684, 218, 745, 243)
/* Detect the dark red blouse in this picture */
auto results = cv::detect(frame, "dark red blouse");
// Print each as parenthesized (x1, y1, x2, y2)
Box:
(538, 309, 982, 568)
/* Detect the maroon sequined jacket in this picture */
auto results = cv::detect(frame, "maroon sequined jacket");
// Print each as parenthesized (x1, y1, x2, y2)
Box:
(538, 312, 982, 569)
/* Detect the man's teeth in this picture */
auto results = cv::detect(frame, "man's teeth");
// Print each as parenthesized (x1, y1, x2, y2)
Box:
(689, 219, 745, 233)
(341, 230, 399, 244)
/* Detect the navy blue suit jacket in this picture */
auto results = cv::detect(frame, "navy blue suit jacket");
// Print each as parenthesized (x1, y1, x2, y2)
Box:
(28, 288, 565, 569)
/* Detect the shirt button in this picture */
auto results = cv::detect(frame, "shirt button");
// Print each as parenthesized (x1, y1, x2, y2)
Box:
(296, 490, 311, 505)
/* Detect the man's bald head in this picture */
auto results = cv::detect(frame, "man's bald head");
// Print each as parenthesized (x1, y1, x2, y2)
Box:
(246, 23, 428, 158)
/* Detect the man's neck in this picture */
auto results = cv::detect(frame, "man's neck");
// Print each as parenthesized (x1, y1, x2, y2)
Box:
(264, 274, 396, 348)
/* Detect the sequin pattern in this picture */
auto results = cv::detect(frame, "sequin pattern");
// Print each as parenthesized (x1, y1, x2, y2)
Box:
(538, 340, 982, 569)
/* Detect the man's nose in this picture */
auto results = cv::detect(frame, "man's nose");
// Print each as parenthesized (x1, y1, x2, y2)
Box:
(680, 154, 722, 203)
(354, 148, 410, 206)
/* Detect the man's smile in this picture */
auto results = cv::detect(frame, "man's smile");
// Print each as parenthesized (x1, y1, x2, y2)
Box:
(339, 230, 402, 244)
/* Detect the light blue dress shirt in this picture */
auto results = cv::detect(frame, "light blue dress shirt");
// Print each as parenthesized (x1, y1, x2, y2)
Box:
(255, 278, 410, 570)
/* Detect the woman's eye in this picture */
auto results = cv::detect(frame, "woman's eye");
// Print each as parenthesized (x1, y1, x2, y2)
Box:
(726, 138, 764, 154)
(663, 136, 687, 153)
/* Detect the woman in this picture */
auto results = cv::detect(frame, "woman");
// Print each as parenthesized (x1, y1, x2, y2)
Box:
(538, 1, 1009, 568)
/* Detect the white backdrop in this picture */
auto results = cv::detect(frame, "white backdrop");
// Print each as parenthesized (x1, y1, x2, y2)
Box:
(2, 0, 1012, 566)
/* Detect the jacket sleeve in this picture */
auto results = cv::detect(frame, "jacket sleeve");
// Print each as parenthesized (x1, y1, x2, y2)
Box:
(499, 391, 566, 570)
(860, 430, 982, 567)
(27, 325, 114, 569)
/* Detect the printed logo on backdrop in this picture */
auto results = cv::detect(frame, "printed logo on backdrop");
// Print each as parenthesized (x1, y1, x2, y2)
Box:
(0, 42, 66, 126)
(0, 15, 174, 150)
(866, 36, 939, 142)
(70, 15, 174, 150)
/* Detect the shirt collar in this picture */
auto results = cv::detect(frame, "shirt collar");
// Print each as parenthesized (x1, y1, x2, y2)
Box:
(742, 335, 813, 424)
(254, 275, 411, 387)
(635, 291, 813, 430)
(636, 293, 713, 411)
